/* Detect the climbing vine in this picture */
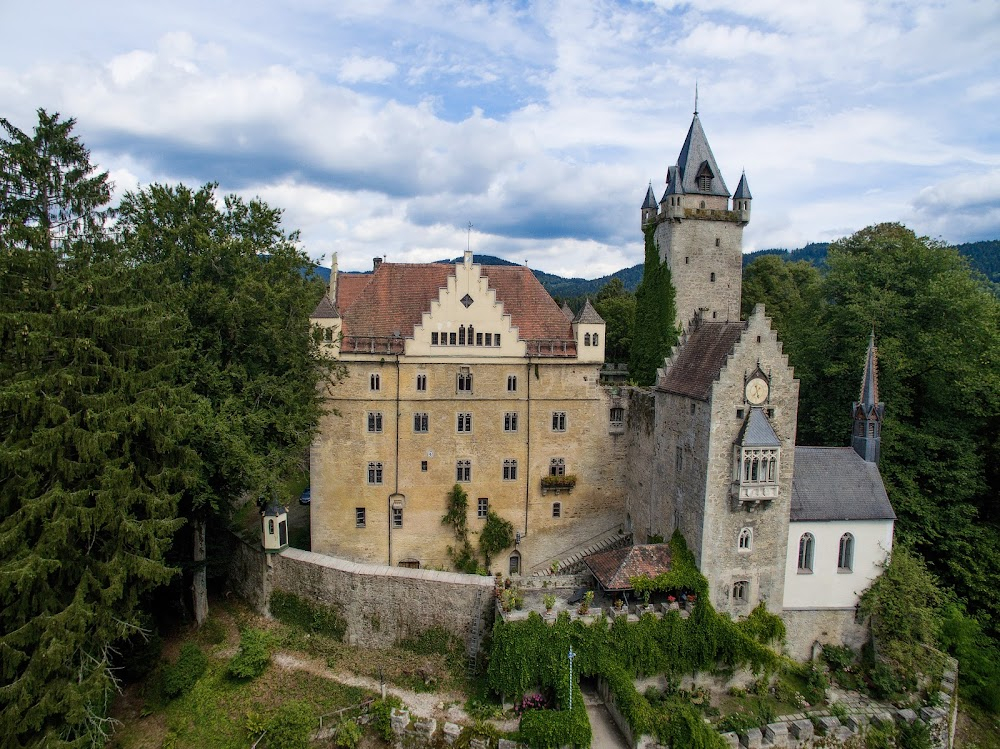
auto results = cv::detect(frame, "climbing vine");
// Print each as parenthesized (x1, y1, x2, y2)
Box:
(442, 484, 478, 573)
(479, 511, 514, 568)
(487, 531, 786, 747)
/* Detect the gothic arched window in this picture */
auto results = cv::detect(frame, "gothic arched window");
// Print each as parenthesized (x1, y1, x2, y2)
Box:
(738, 527, 752, 552)
(732, 580, 749, 603)
(797, 533, 815, 573)
(838, 533, 854, 572)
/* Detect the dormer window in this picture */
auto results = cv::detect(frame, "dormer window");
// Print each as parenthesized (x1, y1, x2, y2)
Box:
(699, 174, 712, 191)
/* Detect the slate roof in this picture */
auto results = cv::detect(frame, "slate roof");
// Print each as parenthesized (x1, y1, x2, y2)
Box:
(675, 114, 730, 197)
(315, 262, 575, 342)
(790, 447, 895, 522)
(312, 293, 339, 319)
(561, 303, 575, 322)
(658, 322, 746, 400)
(642, 184, 658, 209)
(736, 408, 781, 447)
(733, 172, 752, 200)
(573, 298, 605, 325)
(584, 544, 673, 591)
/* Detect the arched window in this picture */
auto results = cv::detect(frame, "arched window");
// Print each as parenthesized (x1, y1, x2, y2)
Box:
(797, 533, 815, 573)
(584, 333, 591, 346)
(458, 326, 466, 345)
(467, 325, 474, 344)
(509, 551, 521, 575)
(744, 457, 752, 482)
(370, 373, 381, 391)
(838, 533, 854, 572)
(593, 333, 599, 346)
(750, 457, 759, 481)
(738, 527, 752, 552)
(767, 457, 776, 481)
(732, 580, 748, 603)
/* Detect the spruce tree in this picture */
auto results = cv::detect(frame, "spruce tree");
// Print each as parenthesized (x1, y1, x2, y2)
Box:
(0, 111, 192, 746)
(629, 225, 679, 385)
(117, 183, 339, 623)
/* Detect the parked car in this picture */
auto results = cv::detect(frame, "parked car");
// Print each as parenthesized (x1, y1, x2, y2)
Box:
(299, 487, 311, 505)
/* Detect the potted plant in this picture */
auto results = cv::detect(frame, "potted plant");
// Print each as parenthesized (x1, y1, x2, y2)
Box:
(543, 593, 556, 615)
(550, 560, 560, 575)
(578, 590, 594, 615)
(667, 595, 679, 611)
(613, 598, 625, 615)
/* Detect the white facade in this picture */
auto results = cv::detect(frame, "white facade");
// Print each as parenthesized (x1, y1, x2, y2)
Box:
(783, 519, 893, 610)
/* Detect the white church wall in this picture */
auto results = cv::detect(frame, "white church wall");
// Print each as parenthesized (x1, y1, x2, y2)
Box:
(783, 519, 893, 610)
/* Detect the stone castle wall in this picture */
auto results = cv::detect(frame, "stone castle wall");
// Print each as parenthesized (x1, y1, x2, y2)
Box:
(228, 539, 494, 648)
(781, 608, 870, 662)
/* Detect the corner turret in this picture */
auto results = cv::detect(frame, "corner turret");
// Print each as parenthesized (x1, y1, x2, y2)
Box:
(852, 331, 885, 463)
(641, 183, 658, 227)
(733, 172, 752, 224)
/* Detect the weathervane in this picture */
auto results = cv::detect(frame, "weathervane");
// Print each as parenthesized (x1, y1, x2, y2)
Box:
(694, 81, 698, 115)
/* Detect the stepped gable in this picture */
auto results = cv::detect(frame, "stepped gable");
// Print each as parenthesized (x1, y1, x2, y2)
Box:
(584, 544, 673, 592)
(335, 262, 573, 341)
(658, 321, 746, 400)
(791, 447, 895, 521)
(479, 265, 575, 340)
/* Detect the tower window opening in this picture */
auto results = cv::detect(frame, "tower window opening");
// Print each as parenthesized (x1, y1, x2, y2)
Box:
(797, 533, 815, 573)
(732, 580, 749, 603)
(715, 238, 721, 247)
(710, 272, 716, 282)
(699, 175, 712, 191)
(738, 527, 752, 551)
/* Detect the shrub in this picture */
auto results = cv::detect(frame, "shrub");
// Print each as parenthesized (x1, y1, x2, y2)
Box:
(369, 696, 403, 742)
(162, 643, 208, 698)
(897, 719, 932, 749)
(822, 644, 855, 672)
(270, 590, 346, 641)
(266, 700, 314, 749)
(335, 718, 363, 749)
(228, 628, 271, 680)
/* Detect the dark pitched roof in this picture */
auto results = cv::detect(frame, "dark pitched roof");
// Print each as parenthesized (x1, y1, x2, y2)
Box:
(312, 293, 339, 319)
(736, 408, 781, 447)
(642, 184, 658, 209)
(733, 172, 752, 200)
(584, 544, 673, 591)
(658, 322, 746, 400)
(663, 165, 683, 197)
(573, 298, 605, 325)
(561, 303, 575, 322)
(790, 447, 895, 521)
(331, 262, 574, 342)
(675, 114, 730, 197)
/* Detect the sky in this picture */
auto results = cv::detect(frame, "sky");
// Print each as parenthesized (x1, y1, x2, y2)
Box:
(2, 1, 999, 278)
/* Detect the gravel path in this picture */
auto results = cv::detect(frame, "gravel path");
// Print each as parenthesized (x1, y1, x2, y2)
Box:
(273, 652, 471, 723)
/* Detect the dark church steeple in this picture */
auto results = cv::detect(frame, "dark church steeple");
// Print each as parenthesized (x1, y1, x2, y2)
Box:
(852, 331, 885, 463)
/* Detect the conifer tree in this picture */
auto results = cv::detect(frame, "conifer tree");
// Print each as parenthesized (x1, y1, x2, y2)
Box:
(118, 183, 338, 623)
(0, 111, 192, 746)
(629, 225, 679, 385)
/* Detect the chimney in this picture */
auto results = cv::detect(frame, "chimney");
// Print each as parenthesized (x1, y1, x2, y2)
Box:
(373, 257, 383, 271)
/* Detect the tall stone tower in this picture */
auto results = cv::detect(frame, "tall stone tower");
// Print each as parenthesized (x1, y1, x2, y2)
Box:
(641, 111, 750, 332)
(852, 332, 885, 463)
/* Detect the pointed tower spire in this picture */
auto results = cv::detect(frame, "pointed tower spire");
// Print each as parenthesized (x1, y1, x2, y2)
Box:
(733, 171, 752, 223)
(852, 330, 885, 463)
(641, 181, 658, 227)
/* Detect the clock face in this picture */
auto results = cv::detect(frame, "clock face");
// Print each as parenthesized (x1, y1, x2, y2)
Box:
(745, 377, 769, 405)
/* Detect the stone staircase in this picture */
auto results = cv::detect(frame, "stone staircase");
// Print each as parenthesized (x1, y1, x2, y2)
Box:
(530, 526, 632, 576)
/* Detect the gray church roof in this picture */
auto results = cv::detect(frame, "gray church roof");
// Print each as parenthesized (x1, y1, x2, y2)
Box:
(736, 408, 781, 447)
(733, 172, 752, 200)
(790, 447, 895, 522)
(675, 114, 730, 198)
(658, 321, 746, 400)
(574, 298, 605, 325)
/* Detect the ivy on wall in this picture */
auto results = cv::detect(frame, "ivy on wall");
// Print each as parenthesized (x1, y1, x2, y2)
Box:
(488, 531, 785, 747)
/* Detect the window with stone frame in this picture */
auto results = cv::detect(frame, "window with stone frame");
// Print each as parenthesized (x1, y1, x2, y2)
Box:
(355, 507, 366, 528)
(367, 462, 383, 485)
(392, 507, 403, 528)
(478, 497, 488, 519)
(504, 412, 518, 432)
(838, 533, 854, 572)
(593, 333, 599, 346)
(584, 333, 591, 346)
(413, 412, 428, 433)
(457, 412, 472, 433)
(797, 533, 815, 573)
(416, 374, 427, 391)
(370, 373, 381, 391)
(738, 527, 752, 552)
(549, 458, 566, 477)
(503, 459, 518, 481)
(367, 411, 383, 433)
(610, 407, 624, 427)
(457, 368, 473, 393)
(552, 411, 567, 432)
(456, 459, 471, 482)
(732, 580, 749, 603)
(552, 502, 561, 518)
(507, 375, 517, 392)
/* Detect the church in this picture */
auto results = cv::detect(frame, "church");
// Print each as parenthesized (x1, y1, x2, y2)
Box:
(308, 111, 895, 657)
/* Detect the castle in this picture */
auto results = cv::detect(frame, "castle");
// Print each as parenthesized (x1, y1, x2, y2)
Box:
(308, 111, 895, 657)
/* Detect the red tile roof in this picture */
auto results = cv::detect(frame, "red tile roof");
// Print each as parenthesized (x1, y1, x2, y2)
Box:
(658, 321, 746, 400)
(584, 544, 673, 591)
(319, 262, 575, 344)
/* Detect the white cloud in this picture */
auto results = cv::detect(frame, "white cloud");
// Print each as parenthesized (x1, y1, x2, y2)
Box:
(338, 55, 398, 84)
